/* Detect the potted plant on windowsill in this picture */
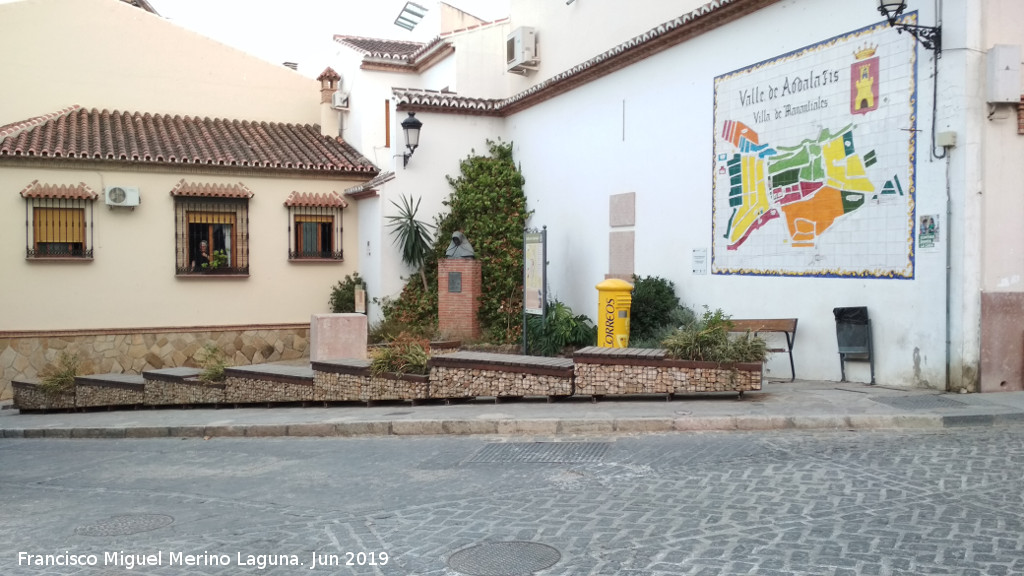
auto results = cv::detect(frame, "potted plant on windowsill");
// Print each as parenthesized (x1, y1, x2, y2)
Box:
(201, 249, 230, 274)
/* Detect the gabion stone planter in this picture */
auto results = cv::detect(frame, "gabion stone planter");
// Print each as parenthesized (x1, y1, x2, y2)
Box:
(144, 367, 225, 405)
(12, 379, 75, 411)
(573, 346, 762, 399)
(312, 359, 371, 402)
(75, 374, 145, 408)
(429, 351, 574, 400)
(312, 359, 429, 403)
(223, 364, 314, 403)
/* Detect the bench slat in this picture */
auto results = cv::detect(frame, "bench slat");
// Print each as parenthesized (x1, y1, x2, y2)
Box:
(727, 318, 798, 382)
(730, 319, 797, 333)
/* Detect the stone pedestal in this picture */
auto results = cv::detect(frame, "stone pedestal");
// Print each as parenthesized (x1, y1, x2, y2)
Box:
(310, 313, 367, 361)
(438, 259, 481, 341)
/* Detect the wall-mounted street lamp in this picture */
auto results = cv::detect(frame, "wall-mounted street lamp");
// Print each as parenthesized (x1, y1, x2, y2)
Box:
(401, 112, 422, 167)
(876, 0, 941, 55)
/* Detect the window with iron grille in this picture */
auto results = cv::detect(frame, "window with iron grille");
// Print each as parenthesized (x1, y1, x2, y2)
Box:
(285, 192, 345, 261)
(173, 196, 250, 275)
(21, 182, 97, 260)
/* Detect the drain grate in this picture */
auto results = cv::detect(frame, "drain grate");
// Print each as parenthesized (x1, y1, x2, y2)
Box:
(75, 514, 174, 537)
(448, 541, 561, 576)
(871, 395, 966, 410)
(469, 442, 610, 464)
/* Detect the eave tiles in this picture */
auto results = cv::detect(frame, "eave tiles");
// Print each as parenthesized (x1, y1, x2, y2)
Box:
(0, 106, 378, 175)
(284, 191, 348, 208)
(169, 179, 254, 199)
(18, 179, 99, 200)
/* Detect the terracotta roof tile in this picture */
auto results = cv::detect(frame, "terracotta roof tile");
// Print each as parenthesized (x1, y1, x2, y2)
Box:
(333, 36, 425, 58)
(18, 179, 99, 200)
(0, 107, 378, 176)
(169, 179, 254, 199)
(283, 191, 348, 208)
(392, 88, 502, 116)
(317, 67, 341, 81)
(344, 171, 395, 196)
(396, 0, 769, 116)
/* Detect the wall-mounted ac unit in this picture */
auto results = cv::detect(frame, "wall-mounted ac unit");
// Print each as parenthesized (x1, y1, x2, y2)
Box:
(506, 26, 539, 74)
(104, 186, 140, 208)
(332, 91, 350, 110)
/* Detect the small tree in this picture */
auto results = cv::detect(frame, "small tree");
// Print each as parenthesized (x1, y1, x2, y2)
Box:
(386, 195, 434, 291)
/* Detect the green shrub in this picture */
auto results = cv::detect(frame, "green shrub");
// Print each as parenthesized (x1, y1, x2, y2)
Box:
(370, 335, 430, 376)
(197, 344, 228, 383)
(377, 140, 531, 344)
(661, 307, 768, 363)
(329, 273, 366, 313)
(630, 275, 682, 343)
(526, 300, 597, 356)
(630, 305, 697, 349)
(38, 351, 80, 395)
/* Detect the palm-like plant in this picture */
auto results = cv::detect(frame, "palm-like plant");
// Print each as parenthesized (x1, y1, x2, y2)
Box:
(386, 194, 434, 290)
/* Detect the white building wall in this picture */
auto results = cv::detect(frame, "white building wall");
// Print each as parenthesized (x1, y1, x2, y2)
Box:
(508, 0, 960, 387)
(504, 0, 707, 93)
(373, 110, 505, 319)
(448, 23, 513, 98)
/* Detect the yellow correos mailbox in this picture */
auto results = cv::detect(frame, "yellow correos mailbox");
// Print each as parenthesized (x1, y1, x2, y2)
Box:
(596, 278, 633, 348)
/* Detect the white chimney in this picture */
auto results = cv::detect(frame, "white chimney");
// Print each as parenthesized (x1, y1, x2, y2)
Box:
(317, 67, 342, 138)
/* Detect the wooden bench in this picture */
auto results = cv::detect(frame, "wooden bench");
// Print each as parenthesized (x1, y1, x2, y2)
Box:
(729, 318, 798, 381)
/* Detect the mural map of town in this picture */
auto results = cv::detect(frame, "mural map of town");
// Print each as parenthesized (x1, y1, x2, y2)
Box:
(712, 20, 918, 278)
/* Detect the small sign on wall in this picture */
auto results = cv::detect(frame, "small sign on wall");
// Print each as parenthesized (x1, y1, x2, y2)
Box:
(448, 272, 462, 293)
(692, 248, 708, 275)
(919, 214, 939, 251)
(354, 288, 366, 314)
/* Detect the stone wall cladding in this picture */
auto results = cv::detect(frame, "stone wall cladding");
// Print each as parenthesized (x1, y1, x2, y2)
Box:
(12, 380, 74, 410)
(0, 324, 309, 401)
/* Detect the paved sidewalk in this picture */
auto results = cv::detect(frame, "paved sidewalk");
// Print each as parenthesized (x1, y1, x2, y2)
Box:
(2, 380, 1023, 439)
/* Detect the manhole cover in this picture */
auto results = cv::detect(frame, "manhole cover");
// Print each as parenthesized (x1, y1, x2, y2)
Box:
(447, 541, 561, 576)
(871, 395, 966, 410)
(75, 514, 174, 537)
(469, 442, 609, 464)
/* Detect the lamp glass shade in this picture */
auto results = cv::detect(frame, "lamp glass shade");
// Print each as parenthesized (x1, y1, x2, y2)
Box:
(877, 0, 906, 18)
(401, 112, 422, 151)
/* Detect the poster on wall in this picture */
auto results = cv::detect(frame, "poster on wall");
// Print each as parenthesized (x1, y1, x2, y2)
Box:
(712, 17, 919, 279)
(523, 228, 546, 315)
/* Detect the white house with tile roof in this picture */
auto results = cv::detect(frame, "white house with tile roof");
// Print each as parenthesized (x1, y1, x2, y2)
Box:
(338, 0, 1024, 393)
(0, 0, 379, 399)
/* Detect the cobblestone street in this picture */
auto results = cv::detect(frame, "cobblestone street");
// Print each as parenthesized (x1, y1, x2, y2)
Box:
(2, 427, 1023, 575)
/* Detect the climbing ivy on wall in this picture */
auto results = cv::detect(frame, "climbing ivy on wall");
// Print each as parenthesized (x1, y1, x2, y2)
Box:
(438, 140, 531, 343)
(380, 140, 531, 344)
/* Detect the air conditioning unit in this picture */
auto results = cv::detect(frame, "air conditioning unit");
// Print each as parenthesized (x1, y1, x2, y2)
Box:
(506, 26, 539, 74)
(332, 91, 350, 110)
(104, 186, 141, 208)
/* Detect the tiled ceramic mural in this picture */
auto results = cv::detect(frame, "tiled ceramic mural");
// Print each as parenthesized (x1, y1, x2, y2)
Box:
(712, 18, 919, 278)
